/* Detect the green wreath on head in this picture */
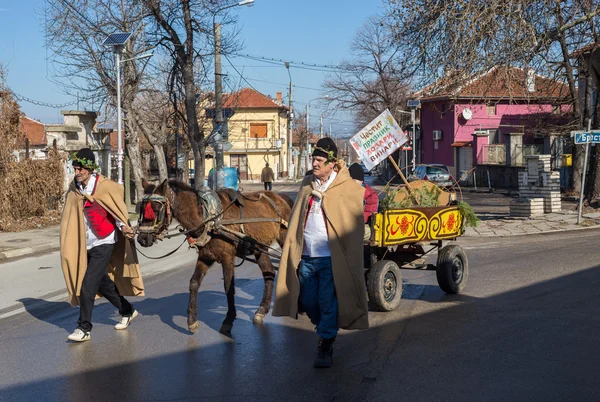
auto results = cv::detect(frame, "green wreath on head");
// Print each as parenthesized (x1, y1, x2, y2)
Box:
(70, 153, 99, 171)
(314, 146, 337, 163)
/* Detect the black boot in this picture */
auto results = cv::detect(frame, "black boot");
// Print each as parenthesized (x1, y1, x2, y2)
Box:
(313, 336, 336, 368)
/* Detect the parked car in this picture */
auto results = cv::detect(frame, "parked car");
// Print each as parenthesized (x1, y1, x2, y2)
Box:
(359, 162, 371, 176)
(412, 164, 454, 187)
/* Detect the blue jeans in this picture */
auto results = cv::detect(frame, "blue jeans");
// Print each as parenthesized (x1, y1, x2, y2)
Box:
(298, 256, 338, 339)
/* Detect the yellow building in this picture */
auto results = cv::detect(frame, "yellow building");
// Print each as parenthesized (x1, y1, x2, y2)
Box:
(203, 87, 290, 180)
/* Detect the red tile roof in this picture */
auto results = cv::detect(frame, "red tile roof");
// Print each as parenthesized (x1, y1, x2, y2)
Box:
(20, 116, 46, 146)
(223, 88, 288, 109)
(417, 67, 569, 101)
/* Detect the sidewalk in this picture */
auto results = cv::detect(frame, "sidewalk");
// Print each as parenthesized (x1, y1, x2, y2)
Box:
(2, 186, 600, 261)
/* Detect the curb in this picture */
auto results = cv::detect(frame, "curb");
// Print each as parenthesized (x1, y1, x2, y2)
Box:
(0, 243, 60, 261)
(463, 222, 600, 238)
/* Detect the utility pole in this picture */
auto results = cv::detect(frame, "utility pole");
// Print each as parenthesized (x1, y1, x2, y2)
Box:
(306, 103, 310, 175)
(213, 22, 224, 190)
(285, 62, 293, 178)
(320, 115, 323, 138)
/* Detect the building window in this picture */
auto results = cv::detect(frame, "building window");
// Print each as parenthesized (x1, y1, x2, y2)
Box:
(486, 104, 496, 116)
(250, 123, 268, 138)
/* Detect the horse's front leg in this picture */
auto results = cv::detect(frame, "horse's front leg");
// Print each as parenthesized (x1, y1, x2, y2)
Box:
(220, 254, 237, 335)
(253, 252, 276, 324)
(188, 256, 212, 334)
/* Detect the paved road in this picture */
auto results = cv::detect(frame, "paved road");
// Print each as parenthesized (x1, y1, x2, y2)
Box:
(1, 229, 599, 401)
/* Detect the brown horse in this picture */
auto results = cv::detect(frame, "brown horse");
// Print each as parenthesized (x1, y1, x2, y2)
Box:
(137, 179, 293, 335)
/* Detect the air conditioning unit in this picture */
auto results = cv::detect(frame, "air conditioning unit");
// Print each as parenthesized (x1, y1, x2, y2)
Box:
(433, 130, 443, 141)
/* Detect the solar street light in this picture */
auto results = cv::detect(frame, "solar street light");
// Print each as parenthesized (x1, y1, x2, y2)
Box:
(103, 32, 132, 185)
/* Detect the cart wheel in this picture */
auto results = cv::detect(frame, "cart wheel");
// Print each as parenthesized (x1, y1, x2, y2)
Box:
(367, 260, 403, 311)
(436, 245, 468, 294)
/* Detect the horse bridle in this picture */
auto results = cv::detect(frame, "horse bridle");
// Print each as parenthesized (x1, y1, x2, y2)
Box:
(136, 192, 172, 237)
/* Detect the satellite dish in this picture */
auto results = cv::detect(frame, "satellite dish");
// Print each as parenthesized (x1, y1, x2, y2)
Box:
(462, 108, 473, 120)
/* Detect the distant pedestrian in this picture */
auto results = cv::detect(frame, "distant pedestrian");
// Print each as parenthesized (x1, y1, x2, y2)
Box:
(349, 163, 379, 241)
(273, 138, 369, 368)
(261, 162, 275, 191)
(60, 148, 144, 342)
(236, 165, 241, 184)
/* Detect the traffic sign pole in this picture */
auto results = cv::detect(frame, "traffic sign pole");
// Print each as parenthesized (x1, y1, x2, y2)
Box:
(576, 119, 593, 224)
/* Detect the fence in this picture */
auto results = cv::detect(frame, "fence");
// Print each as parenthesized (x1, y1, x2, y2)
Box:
(482, 144, 506, 165)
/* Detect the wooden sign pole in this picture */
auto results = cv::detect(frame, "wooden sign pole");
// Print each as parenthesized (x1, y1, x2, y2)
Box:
(387, 155, 411, 187)
(386, 155, 417, 204)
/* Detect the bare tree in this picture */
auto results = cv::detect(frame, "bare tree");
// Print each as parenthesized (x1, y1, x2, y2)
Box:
(325, 16, 413, 129)
(384, 0, 600, 195)
(140, 0, 241, 191)
(44, 0, 156, 201)
(0, 66, 21, 170)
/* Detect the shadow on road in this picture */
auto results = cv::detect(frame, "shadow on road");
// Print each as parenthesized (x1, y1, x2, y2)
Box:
(4, 265, 599, 400)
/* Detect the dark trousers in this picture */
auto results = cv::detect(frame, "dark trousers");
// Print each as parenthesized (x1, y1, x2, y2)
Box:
(78, 244, 134, 332)
(264, 182, 272, 191)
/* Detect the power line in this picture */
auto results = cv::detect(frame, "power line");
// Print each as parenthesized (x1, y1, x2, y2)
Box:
(14, 92, 77, 109)
(224, 54, 263, 94)
(233, 53, 351, 72)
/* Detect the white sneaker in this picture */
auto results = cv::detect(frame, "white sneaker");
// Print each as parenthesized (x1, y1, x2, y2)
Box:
(67, 328, 91, 342)
(115, 309, 138, 330)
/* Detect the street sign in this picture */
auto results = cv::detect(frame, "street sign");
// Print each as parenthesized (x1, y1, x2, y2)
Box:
(573, 131, 600, 144)
(408, 100, 420, 108)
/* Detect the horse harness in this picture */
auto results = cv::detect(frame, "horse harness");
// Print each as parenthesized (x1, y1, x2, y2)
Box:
(138, 188, 287, 261)
(190, 189, 288, 260)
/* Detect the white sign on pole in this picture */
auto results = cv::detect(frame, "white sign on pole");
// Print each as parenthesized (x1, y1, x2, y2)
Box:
(349, 109, 408, 171)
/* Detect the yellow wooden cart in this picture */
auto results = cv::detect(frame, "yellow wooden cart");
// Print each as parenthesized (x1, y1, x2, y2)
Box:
(365, 205, 468, 311)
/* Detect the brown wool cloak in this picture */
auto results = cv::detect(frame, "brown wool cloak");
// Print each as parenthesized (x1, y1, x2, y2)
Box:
(273, 161, 369, 330)
(60, 175, 144, 307)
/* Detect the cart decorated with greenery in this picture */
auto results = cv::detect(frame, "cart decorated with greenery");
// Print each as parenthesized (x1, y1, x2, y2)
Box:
(363, 184, 476, 311)
(348, 107, 477, 311)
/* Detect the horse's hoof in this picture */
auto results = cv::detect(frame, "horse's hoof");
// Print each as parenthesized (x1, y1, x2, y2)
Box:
(188, 321, 200, 334)
(253, 313, 265, 324)
(219, 323, 233, 335)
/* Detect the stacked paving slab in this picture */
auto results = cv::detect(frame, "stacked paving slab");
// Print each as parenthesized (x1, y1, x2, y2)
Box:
(510, 155, 561, 217)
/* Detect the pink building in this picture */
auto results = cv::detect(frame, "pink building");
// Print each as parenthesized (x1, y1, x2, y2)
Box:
(417, 67, 570, 179)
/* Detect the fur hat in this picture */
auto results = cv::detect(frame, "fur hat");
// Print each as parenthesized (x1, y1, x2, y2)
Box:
(349, 163, 365, 182)
(71, 148, 98, 171)
(312, 137, 338, 161)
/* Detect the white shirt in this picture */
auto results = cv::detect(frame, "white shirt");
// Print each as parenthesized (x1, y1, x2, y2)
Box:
(77, 174, 123, 250)
(302, 171, 337, 257)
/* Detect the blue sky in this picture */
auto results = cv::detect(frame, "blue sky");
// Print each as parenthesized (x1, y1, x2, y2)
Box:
(0, 0, 385, 134)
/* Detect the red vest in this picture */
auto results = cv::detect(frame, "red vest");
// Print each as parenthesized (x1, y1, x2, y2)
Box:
(83, 179, 116, 239)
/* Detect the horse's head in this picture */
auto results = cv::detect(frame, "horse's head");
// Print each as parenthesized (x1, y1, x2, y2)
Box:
(137, 179, 173, 248)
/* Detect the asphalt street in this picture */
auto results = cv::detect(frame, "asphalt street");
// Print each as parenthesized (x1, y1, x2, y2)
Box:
(0, 229, 599, 401)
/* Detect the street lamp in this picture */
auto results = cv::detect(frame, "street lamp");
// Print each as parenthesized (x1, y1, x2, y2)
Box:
(103, 32, 153, 185)
(212, 0, 255, 189)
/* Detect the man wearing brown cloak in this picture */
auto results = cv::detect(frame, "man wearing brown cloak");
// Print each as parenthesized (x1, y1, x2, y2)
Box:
(273, 138, 369, 368)
(60, 148, 144, 342)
